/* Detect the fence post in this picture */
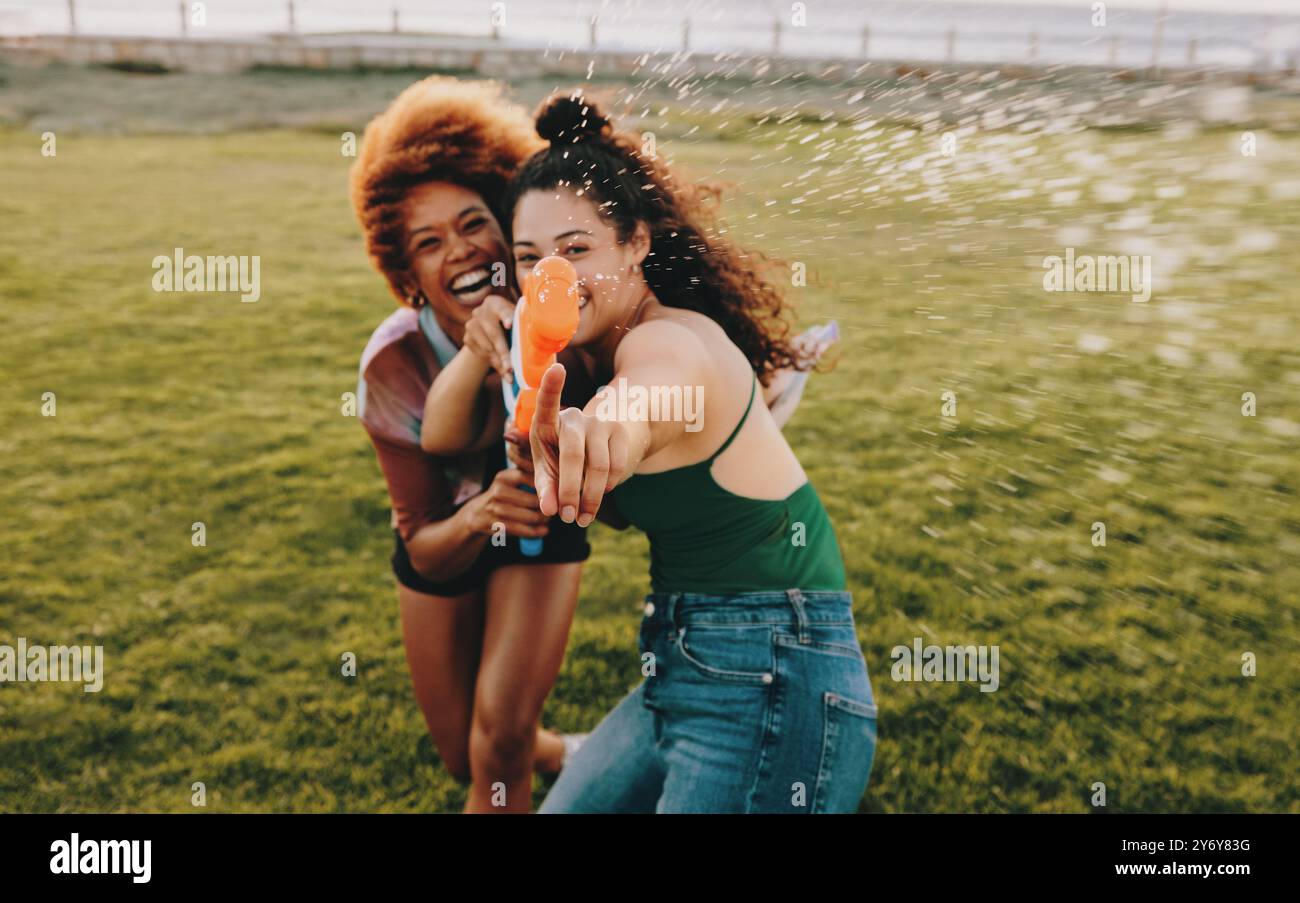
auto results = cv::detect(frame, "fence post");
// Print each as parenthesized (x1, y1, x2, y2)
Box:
(589, 15, 597, 48)
(1028, 30, 1038, 62)
(1186, 36, 1196, 67)
(681, 18, 689, 53)
(287, 0, 296, 34)
(772, 18, 781, 54)
(1109, 32, 1120, 66)
(67, 0, 76, 35)
(860, 25, 869, 58)
(1151, 0, 1167, 74)
(392, 7, 400, 34)
(179, 1, 187, 37)
(946, 28, 956, 62)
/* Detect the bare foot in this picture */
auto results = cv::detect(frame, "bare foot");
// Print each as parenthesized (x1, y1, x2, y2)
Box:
(533, 727, 565, 775)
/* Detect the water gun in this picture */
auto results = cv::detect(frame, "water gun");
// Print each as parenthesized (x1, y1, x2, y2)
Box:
(502, 256, 581, 556)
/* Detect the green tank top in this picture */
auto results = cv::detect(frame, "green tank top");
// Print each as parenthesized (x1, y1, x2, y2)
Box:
(610, 376, 846, 594)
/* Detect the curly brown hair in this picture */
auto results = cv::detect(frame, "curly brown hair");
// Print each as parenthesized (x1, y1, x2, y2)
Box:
(503, 93, 806, 386)
(349, 76, 544, 306)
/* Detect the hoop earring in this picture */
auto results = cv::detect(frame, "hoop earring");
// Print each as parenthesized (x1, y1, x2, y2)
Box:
(407, 290, 426, 308)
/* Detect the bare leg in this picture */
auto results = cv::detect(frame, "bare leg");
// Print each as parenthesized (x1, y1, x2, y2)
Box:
(465, 562, 582, 813)
(398, 581, 570, 783)
(397, 583, 484, 782)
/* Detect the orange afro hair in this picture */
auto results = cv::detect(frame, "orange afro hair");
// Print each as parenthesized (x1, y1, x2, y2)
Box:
(349, 76, 543, 306)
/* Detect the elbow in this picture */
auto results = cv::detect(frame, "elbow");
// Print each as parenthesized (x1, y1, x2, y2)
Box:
(407, 547, 456, 585)
(419, 393, 453, 454)
(420, 416, 476, 456)
(419, 425, 454, 456)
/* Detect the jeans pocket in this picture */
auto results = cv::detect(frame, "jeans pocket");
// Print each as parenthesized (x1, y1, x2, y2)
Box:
(812, 692, 878, 813)
(674, 624, 774, 685)
(774, 625, 866, 662)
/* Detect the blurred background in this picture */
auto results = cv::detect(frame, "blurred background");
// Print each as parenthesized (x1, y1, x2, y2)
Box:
(3, 0, 1300, 69)
(2, 0, 1297, 813)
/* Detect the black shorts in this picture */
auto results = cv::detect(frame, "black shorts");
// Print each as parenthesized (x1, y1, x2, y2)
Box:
(391, 516, 590, 596)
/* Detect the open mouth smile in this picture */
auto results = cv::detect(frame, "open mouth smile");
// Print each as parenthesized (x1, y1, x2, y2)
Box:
(448, 265, 493, 299)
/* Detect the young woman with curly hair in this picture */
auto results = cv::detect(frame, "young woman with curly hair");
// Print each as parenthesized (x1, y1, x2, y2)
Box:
(349, 76, 597, 813)
(502, 94, 879, 813)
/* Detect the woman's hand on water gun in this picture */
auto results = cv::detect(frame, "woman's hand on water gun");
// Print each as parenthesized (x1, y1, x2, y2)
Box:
(462, 294, 515, 382)
(529, 363, 634, 528)
(504, 427, 533, 476)
(462, 466, 550, 539)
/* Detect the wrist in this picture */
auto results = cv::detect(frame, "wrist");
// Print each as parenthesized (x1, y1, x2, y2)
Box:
(461, 344, 495, 373)
(621, 419, 652, 466)
(455, 496, 485, 538)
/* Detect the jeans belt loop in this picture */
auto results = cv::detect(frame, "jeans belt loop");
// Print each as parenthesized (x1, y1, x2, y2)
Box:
(667, 592, 682, 627)
(786, 588, 810, 643)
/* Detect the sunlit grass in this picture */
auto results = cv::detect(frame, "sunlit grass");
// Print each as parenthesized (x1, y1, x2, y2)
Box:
(1, 66, 1297, 813)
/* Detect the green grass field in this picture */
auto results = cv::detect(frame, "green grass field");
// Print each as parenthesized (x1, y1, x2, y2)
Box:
(2, 64, 1298, 813)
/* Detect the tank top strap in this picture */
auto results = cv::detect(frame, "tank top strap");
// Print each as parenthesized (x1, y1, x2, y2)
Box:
(709, 376, 758, 461)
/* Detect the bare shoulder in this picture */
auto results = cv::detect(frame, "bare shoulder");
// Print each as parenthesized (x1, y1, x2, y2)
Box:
(618, 308, 735, 368)
(616, 316, 708, 369)
(633, 307, 754, 382)
(359, 307, 421, 377)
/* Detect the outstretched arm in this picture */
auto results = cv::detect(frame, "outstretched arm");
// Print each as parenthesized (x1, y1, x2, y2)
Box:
(506, 426, 630, 529)
(529, 321, 705, 527)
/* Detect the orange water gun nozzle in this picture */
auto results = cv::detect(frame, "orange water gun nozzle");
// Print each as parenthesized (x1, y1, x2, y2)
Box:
(514, 256, 580, 435)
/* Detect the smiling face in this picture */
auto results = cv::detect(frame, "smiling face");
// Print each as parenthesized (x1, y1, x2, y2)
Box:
(511, 187, 650, 348)
(401, 180, 509, 335)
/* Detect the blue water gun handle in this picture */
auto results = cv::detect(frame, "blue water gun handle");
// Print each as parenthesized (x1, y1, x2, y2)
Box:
(504, 331, 544, 558)
(514, 433, 543, 558)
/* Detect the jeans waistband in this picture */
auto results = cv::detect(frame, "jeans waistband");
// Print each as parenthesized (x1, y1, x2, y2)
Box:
(644, 589, 854, 629)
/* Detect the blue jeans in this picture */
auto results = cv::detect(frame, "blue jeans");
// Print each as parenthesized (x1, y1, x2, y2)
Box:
(540, 589, 878, 813)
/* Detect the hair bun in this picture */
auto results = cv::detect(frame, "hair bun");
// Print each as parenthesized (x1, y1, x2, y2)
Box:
(535, 94, 610, 145)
